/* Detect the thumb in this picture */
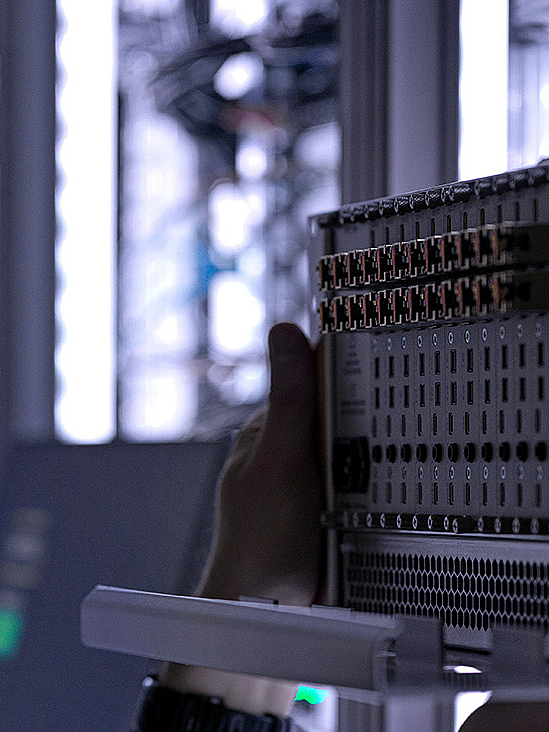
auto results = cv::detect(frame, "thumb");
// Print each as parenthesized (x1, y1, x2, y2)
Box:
(264, 323, 315, 441)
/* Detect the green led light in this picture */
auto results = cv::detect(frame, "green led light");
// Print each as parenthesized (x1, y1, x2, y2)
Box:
(0, 608, 24, 660)
(294, 685, 329, 705)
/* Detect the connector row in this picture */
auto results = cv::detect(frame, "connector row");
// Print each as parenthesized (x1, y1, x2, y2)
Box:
(318, 223, 549, 291)
(318, 271, 548, 333)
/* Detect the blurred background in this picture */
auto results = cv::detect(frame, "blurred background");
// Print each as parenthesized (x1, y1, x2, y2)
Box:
(1, 0, 549, 730)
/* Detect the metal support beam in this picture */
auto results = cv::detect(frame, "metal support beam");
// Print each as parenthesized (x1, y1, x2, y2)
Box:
(339, 0, 459, 203)
(0, 0, 57, 443)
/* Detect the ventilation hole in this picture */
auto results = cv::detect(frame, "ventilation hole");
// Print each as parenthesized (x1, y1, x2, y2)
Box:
(432, 443, 443, 462)
(502, 378, 508, 402)
(481, 442, 493, 462)
(502, 344, 508, 369)
(464, 443, 476, 462)
(499, 442, 511, 461)
(416, 444, 428, 462)
(516, 442, 528, 462)
(401, 444, 412, 462)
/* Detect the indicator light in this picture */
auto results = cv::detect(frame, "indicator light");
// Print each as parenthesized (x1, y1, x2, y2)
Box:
(0, 607, 24, 660)
(294, 685, 329, 705)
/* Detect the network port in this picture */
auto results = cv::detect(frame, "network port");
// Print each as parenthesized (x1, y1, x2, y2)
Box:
(318, 255, 334, 290)
(348, 250, 364, 286)
(441, 280, 458, 318)
(347, 294, 365, 330)
(363, 248, 378, 284)
(409, 285, 426, 322)
(392, 241, 409, 279)
(425, 282, 442, 320)
(377, 245, 393, 282)
(441, 232, 459, 271)
(475, 225, 497, 266)
(392, 287, 409, 324)
(424, 235, 442, 274)
(333, 296, 349, 331)
(319, 299, 334, 333)
(363, 292, 378, 327)
(333, 252, 349, 288)
(457, 278, 476, 316)
(474, 275, 494, 315)
(408, 239, 426, 277)
(457, 229, 475, 268)
(377, 289, 394, 326)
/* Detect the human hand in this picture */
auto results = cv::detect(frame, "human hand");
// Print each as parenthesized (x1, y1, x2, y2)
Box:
(199, 321, 323, 607)
(158, 323, 323, 715)
(458, 700, 549, 731)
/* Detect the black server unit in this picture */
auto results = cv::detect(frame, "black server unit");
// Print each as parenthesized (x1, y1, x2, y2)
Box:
(313, 162, 549, 663)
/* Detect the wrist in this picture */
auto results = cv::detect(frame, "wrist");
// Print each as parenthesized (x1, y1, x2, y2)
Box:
(157, 663, 298, 718)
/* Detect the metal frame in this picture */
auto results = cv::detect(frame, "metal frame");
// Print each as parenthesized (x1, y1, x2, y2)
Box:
(0, 0, 57, 445)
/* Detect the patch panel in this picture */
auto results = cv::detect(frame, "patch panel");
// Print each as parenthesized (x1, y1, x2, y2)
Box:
(312, 161, 549, 648)
(318, 223, 549, 293)
(319, 270, 549, 333)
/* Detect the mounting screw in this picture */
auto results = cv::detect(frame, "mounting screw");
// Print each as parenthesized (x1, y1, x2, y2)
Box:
(465, 330, 471, 343)
(452, 518, 459, 533)
(494, 517, 502, 533)
(396, 514, 402, 529)
(432, 332, 438, 346)
(434, 466, 439, 479)
(401, 336, 407, 349)
(477, 517, 484, 532)
(483, 466, 489, 479)
(418, 467, 424, 479)
(517, 323, 524, 338)
(366, 513, 373, 527)
(443, 516, 450, 531)
(512, 517, 520, 534)
(531, 518, 539, 534)
(412, 515, 418, 529)
(427, 515, 433, 530)
(466, 466, 471, 479)
(387, 337, 392, 351)
(517, 465, 524, 480)
(535, 322, 542, 337)
(499, 325, 505, 339)
(482, 327, 488, 342)
(500, 466, 507, 479)
(448, 331, 454, 344)
(417, 334, 423, 347)
(449, 466, 455, 479)
(373, 339, 378, 353)
(537, 465, 544, 481)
